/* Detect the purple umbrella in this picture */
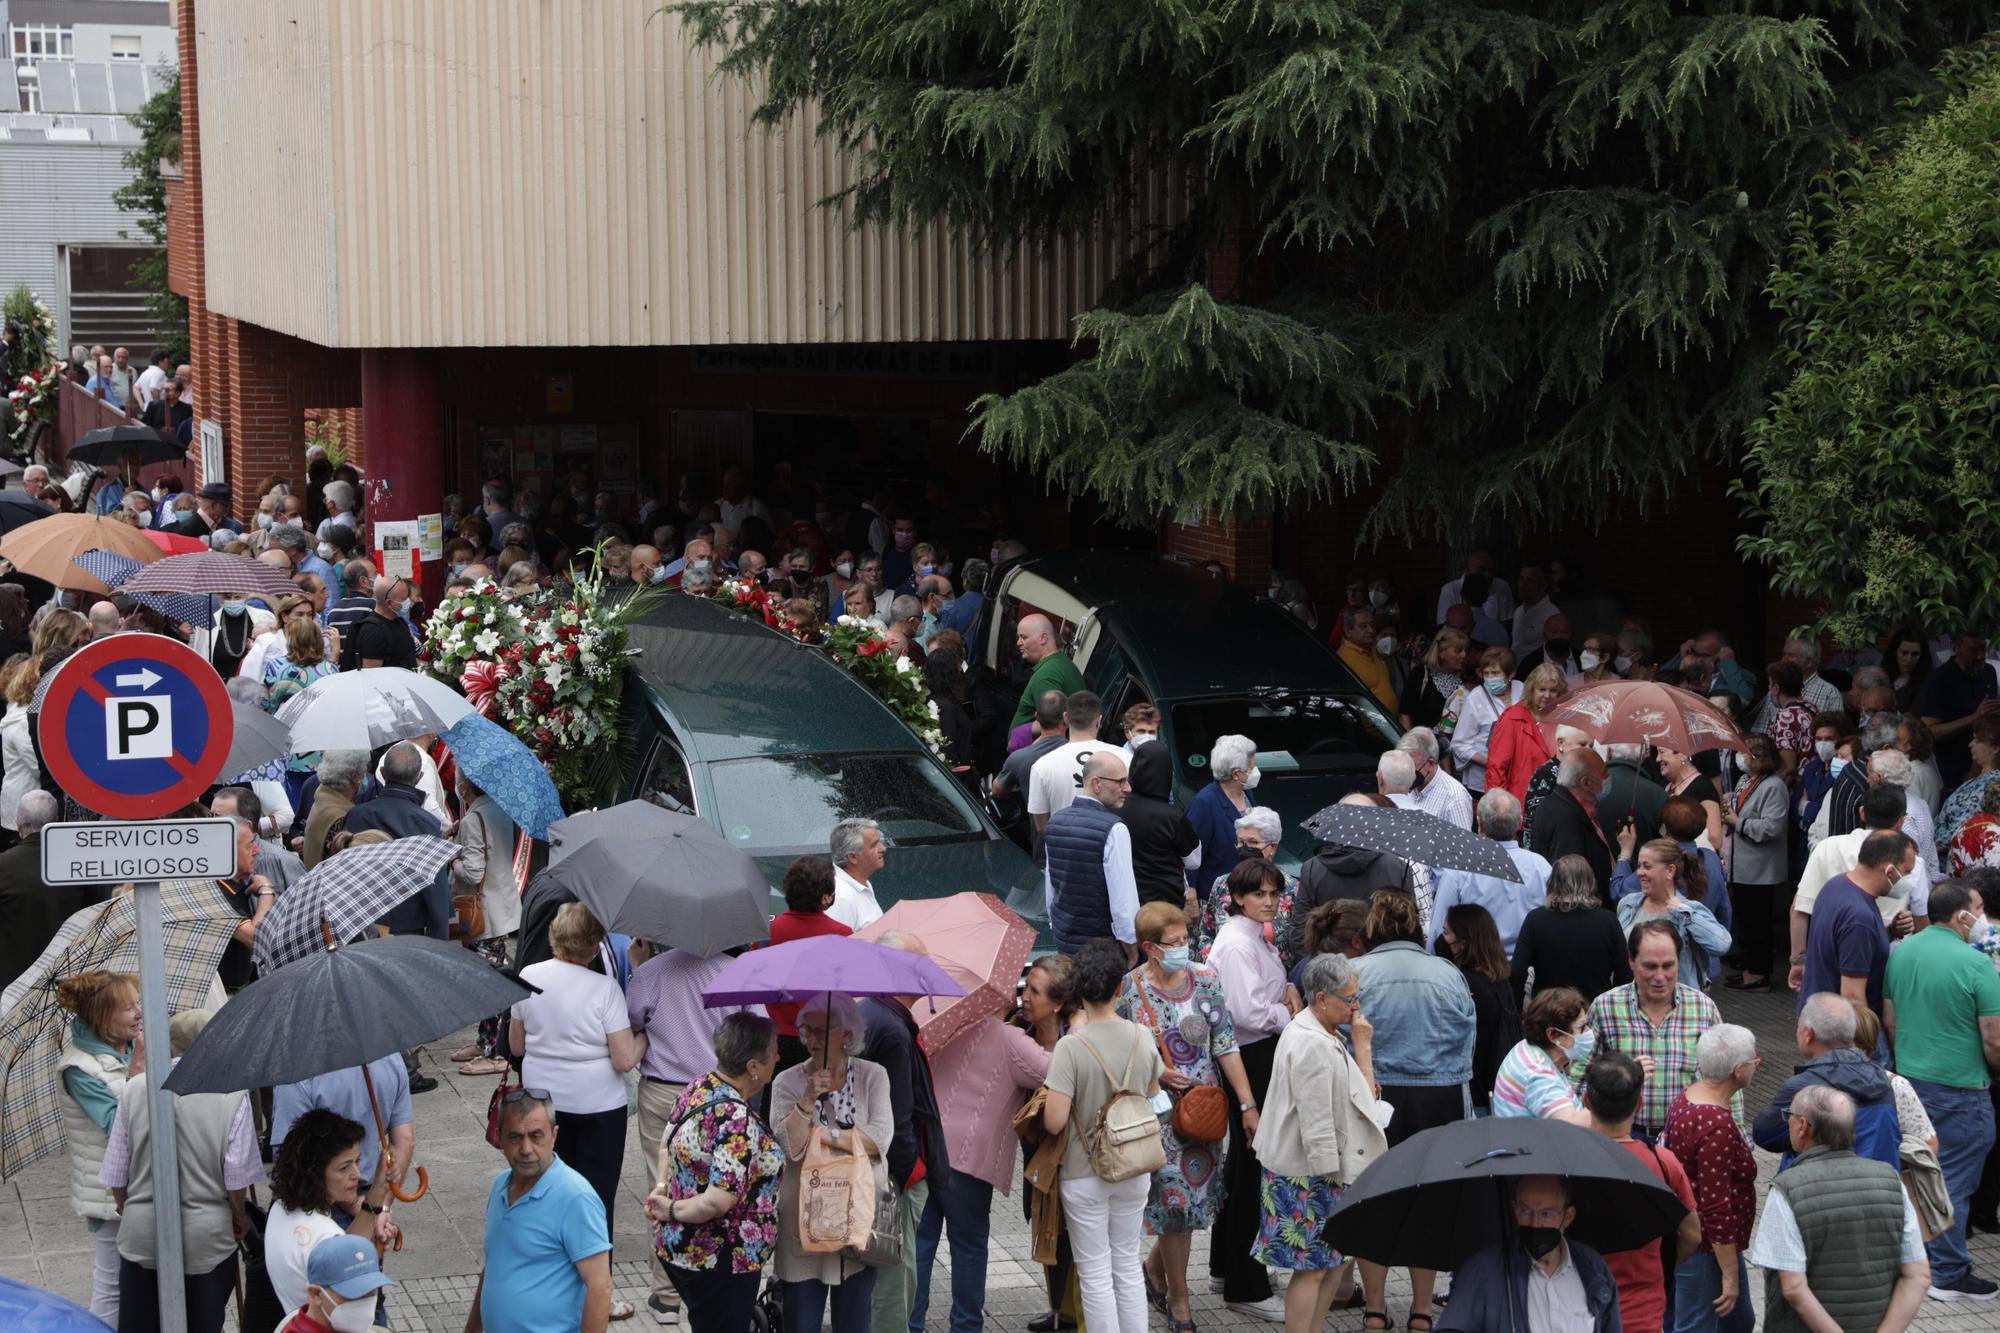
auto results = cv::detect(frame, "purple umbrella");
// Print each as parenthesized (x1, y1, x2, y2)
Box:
(700, 935, 966, 1008)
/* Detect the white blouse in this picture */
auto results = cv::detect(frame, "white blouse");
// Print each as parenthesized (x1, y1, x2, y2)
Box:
(1208, 914, 1291, 1042)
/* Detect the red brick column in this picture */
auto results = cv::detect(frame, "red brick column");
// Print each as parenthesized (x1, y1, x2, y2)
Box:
(1161, 508, 1274, 590)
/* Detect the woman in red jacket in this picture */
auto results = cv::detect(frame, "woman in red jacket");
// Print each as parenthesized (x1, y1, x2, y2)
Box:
(1486, 663, 1569, 806)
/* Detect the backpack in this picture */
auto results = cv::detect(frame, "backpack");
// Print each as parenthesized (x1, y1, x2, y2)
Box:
(1071, 1026, 1166, 1183)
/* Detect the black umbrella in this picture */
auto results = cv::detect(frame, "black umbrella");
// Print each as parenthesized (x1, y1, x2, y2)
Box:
(544, 812, 771, 957)
(1322, 1116, 1686, 1270)
(0, 490, 53, 535)
(1300, 802, 1522, 880)
(67, 423, 183, 466)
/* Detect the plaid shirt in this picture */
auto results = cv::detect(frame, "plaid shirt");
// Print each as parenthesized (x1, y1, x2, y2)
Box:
(1586, 983, 1739, 1131)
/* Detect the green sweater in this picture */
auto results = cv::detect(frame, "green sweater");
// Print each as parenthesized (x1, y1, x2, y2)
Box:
(1012, 651, 1086, 725)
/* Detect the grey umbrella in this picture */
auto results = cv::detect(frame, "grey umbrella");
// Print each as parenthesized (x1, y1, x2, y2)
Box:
(222, 698, 292, 781)
(544, 813, 771, 957)
(545, 799, 697, 866)
(1299, 802, 1523, 881)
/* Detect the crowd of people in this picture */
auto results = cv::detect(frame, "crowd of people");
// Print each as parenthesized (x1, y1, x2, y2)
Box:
(8, 456, 2000, 1333)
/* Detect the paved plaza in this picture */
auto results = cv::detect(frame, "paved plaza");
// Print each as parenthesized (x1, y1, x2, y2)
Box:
(8, 984, 2000, 1331)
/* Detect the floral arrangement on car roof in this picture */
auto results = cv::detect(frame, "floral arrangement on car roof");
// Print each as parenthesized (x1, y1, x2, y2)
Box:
(711, 575, 946, 754)
(423, 552, 650, 804)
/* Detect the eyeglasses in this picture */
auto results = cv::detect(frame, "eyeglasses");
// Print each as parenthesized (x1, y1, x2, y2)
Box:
(500, 1087, 553, 1107)
(1327, 991, 1360, 1005)
(1513, 1205, 1566, 1227)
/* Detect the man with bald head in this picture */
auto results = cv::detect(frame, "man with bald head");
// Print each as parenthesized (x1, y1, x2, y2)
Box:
(1044, 750, 1140, 962)
(1011, 612, 1086, 726)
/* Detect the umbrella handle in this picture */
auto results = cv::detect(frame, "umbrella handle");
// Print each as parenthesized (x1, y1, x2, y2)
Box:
(389, 1158, 429, 1204)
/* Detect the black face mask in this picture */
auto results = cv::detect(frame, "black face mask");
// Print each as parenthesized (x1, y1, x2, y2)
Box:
(1461, 572, 1492, 606)
(1520, 1226, 1564, 1260)
(1543, 639, 1571, 662)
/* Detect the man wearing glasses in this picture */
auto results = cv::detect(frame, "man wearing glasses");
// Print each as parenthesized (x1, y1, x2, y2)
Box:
(465, 1090, 614, 1333)
(1435, 1175, 1622, 1332)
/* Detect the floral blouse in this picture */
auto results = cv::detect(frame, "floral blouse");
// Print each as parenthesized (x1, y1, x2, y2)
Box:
(658, 1073, 783, 1273)
(1940, 775, 2000, 867)
(1769, 701, 1817, 758)
(1950, 813, 2000, 879)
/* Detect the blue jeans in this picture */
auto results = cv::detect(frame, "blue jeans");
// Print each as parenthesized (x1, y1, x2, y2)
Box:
(1673, 1250, 1754, 1333)
(785, 1273, 879, 1333)
(911, 1168, 994, 1333)
(1907, 1076, 1997, 1286)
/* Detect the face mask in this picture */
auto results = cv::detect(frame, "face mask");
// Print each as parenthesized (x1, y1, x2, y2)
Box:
(1157, 945, 1191, 972)
(135, 510, 151, 527)
(1814, 739, 1835, 764)
(1543, 639, 1571, 662)
(917, 564, 935, 576)
(152, 487, 167, 502)
(1519, 1226, 1564, 1261)
(1369, 588, 1388, 609)
(1579, 651, 1602, 672)
(1483, 676, 1508, 696)
(255, 513, 273, 529)
(317, 543, 337, 561)
(327, 1295, 379, 1333)
(398, 597, 413, 616)
(450, 563, 466, 580)
(893, 531, 915, 550)
(690, 559, 713, 577)
(1829, 758, 1849, 779)
(1130, 732, 1157, 748)
(835, 561, 853, 579)
(220, 599, 248, 616)
(1613, 655, 1634, 673)
(1564, 1027, 1596, 1067)
(650, 565, 669, 585)
(1242, 766, 1262, 790)
(1376, 635, 1397, 657)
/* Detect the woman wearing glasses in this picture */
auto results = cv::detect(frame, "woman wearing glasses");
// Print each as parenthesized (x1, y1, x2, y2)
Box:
(1252, 952, 1390, 1333)
(1489, 987, 1594, 1126)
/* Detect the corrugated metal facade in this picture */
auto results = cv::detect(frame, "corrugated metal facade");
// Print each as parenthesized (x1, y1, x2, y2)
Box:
(0, 143, 148, 346)
(194, 0, 1155, 350)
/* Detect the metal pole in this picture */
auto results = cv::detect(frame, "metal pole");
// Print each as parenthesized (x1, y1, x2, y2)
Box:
(135, 880, 188, 1333)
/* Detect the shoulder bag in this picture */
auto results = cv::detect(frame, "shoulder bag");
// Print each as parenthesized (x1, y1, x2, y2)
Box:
(1132, 985, 1227, 1143)
(451, 810, 489, 941)
(1071, 1026, 1167, 1182)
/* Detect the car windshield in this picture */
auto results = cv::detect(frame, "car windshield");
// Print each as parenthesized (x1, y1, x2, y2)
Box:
(1171, 690, 1400, 784)
(704, 752, 989, 854)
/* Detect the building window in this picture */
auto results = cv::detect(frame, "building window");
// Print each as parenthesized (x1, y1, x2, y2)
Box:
(109, 35, 142, 62)
(10, 24, 73, 61)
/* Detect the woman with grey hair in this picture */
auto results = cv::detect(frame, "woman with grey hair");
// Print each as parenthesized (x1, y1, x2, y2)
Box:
(1253, 952, 1389, 1333)
(769, 993, 890, 1333)
(303, 749, 367, 869)
(1508, 854, 1631, 1004)
(1187, 734, 1259, 906)
(1663, 1024, 1761, 1331)
(1194, 806, 1288, 960)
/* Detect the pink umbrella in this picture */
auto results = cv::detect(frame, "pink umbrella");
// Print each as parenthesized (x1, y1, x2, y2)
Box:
(1543, 680, 1746, 754)
(855, 893, 1037, 1052)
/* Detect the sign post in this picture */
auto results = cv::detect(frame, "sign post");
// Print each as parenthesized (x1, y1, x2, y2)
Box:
(38, 633, 235, 1333)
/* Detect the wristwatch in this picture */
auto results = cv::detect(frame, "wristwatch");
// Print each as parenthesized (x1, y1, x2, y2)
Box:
(1240, 1102, 1257, 1113)
(1788, 954, 1805, 966)
(359, 1201, 382, 1215)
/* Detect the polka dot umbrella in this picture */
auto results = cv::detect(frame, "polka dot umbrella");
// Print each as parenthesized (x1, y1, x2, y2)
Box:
(1298, 802, 1523, 880)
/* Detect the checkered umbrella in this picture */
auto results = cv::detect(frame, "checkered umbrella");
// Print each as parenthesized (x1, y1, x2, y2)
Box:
(0, 881, 239, 1179)
(120, 550, 297, 600)
(252, 836, 461, 974)
(70, 549, 213, 627)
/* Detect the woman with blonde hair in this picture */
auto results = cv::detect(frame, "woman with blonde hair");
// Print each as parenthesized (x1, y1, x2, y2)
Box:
(1399, 626, 1469, 731)
(264, 615, 337, 807)
(55, 970, 142, 1321)
(1485, 663, 1568, 804)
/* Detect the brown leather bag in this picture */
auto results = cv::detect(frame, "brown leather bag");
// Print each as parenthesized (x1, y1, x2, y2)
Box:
(1133, 985, 1228, 1143)
(451, 811, 488, 941)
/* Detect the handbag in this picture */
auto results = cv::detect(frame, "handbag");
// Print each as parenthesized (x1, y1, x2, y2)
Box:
(485, 1066, 515, 1150)
(1073, 1028, 1167, 1183)
(451, 811, 490, 941)
(1133, 985, 1227, 1143)
(798, 1124, 878, 1255)
(1902, 1139, 1953, 1242)
(842, 1169, 904, 1269)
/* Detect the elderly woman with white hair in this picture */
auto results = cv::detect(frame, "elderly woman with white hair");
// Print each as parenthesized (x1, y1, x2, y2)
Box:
(1663, 1024, 1763, 1332)
(1186, 734, 1260, 907)
(1194, 805, 1288, 960)
(770, 993, 892, 1333)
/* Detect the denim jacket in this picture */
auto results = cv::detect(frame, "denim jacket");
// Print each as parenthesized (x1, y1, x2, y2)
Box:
(1350, 940, 1476, 1088)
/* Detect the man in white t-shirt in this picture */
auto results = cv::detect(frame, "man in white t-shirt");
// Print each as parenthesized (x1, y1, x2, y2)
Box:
(829, 816, 887, 928)
(1028, 690, 1114, 833)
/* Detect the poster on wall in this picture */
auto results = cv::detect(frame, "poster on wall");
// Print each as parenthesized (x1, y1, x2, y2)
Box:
(416, 514, 445, 561)
(375, 519, 418, 579)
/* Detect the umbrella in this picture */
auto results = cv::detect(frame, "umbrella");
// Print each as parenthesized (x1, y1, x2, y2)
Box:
(70, 548, 214, 625)
(1544, 680, 1745, 755)
(441, 712, 563, 840)
(0, 513, 161, 592)
(223, 697, 292, 781)
(0, 1273, 110, 1333)
(1322, 1116, 1688, 1272)
(276, 668, 474, 753)
(544, 814, 766, 957)
(546, 799, 697, 867)
(67, 423, 185, 467)
(121, 549, 297, 600)
(1299, 803, 1522, 881)
(0, 490, 53, 535)
(854, 893, 1036, 1050)
(251, 836, 461, 974)
(701, 935, 967, 1008)
(0, 882, 238, 1178)
(142, 527, 208, 555)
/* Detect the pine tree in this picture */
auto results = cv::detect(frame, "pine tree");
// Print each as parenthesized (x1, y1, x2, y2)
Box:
(673, 1, 1996, 539)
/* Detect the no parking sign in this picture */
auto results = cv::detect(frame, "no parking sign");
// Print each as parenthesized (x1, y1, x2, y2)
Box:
(37, 633, 235, 818)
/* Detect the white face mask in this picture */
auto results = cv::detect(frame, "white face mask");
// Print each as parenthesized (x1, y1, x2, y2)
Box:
(256, 513, 274, 529)
(1242, 765, 1263, 790)
(835, 561, 853, 579)
(1375, 635, 1397, 657)
(1368, 588, 1388, 609)
(1613, 655, 1634, 673)
(1814, 739, 1835, 764)
(1579, 650, 1602, 673)
(328, 1295, 379, 1333)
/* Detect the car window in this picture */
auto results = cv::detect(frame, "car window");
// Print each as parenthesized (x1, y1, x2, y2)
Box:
(1171, 691, 1399, 785)
(705, 752, 987, 853)
(637, 735, 697, 815)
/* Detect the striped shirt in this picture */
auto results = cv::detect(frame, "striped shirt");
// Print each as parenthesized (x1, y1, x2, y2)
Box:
(1491, 1040, 1582, 1120)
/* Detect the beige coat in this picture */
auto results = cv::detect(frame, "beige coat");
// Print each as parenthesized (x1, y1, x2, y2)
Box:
(1256, 1007, 1389, 1184)
(770, 1057, 892, 1286)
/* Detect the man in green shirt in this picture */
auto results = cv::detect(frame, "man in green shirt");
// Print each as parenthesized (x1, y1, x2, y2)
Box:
(1011, 613, 1086, 726)
(1883, 877, 2000, 1300)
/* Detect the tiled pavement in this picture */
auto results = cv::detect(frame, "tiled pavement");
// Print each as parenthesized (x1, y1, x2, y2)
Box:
(11, 987, 2000, 1330)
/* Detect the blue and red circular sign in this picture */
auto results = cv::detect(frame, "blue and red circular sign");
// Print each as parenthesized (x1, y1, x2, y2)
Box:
(39, 633, 235, 819)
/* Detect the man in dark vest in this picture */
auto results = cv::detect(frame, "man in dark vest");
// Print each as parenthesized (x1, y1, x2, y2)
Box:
(1747, 1084, 1929, 1330)
(1043, 750, 1140, 960)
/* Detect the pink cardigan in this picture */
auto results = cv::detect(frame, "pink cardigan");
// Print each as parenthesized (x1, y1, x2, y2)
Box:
(928, 1018, 1052, 1193)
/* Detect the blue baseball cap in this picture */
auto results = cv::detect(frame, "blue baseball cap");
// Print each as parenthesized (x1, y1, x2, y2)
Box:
(305, 1235, 395, 1301)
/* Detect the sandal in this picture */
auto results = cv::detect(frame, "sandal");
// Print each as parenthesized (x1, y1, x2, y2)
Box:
(1363, 1315, 1392, 1332)
(1169, 1320, 1197, 1333)
(609, 1298, 636, 1321)
(456, 1056, 509, 1075)
(448, 1044, 480, 1062)
(1145, 1272, 1170, 1317)
(1407, 1316, 1435, 1333)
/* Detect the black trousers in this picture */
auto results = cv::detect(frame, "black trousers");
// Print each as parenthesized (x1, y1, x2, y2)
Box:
(1210, 1034, 1277, 1303)
(1728, 880, 1788, 977)
(669, 1263, 765, 1333)
(118, 1254, 237, 1333)
(554, 1105, 628, 1233)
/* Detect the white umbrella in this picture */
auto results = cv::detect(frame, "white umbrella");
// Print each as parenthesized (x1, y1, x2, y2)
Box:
(276, 667, 474, 752)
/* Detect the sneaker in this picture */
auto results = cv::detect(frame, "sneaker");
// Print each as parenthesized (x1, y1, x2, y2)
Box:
(408, 1073, 439, 1094)
(1223, 1296, 1286, 1323)
(1207, 1277, 1225, 1295)
(647, 1296, 680, 1326)
(1930, 1273, 2000, 1302)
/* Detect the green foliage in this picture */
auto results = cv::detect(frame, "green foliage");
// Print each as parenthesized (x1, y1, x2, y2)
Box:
(3, 287, 54, 384)
(112, 67, 188, 366)
(673, 0, 1993, 539)
(1736, 44, 2000, 644)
